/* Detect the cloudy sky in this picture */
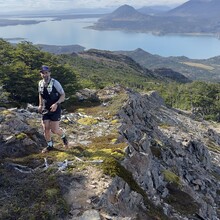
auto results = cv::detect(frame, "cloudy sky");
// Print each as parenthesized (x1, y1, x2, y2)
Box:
(0, 0, 188, 12)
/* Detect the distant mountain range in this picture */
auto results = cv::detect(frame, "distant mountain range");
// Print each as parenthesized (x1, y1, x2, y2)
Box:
(115, 48, 220, 81)
(137, 5, 173, 15)
(168, 0, 220, 18)
(38, 44, 220, 82)
(76, 49, 191, 84)
(90, 0, 220, 35)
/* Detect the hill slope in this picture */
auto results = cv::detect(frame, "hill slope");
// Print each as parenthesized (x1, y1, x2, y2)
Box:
(102, 4, 148, 20)
(168, 0, 220, 18)
(59, 49, 190, 90)
(34, 42, 220, 82)
(115, 48, 220, 82)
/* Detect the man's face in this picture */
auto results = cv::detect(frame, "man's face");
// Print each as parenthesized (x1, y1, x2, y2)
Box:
(40, 71, 50, 81)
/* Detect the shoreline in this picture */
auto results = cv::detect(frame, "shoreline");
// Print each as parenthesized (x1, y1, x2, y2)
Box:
(1, 16, 219, 41)
(86, 25, 219, 39)
(0, 19, 44, 27)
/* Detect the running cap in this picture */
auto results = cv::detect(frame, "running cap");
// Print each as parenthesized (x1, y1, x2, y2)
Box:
(40, 65, 50, 72)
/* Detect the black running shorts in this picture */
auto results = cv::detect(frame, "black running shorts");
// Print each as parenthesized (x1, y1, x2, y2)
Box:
(42, 108, 61, 121)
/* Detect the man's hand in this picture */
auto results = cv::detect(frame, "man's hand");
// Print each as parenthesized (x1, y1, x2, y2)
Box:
(38, 105, 43, 113)
(50, 103, 58, 112)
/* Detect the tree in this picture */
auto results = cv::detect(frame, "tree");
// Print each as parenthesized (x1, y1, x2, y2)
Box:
(0, 39, 79, 107)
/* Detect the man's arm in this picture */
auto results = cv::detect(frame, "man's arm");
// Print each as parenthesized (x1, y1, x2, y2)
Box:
(38, 94, 44, 113)
(55, 92, 65, 105)
(50, 91, 65, 112)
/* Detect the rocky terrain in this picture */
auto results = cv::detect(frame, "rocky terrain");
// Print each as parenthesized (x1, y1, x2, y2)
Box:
(0, 85, 220, 219)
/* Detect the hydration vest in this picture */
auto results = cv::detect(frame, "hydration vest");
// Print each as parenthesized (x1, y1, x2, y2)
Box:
(39, 78, 60, 109)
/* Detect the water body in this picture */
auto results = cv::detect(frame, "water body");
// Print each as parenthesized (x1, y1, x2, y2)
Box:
(1, 17, 220, 59)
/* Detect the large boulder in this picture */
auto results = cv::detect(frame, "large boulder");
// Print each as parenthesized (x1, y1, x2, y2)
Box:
(0, 108, 46, 159)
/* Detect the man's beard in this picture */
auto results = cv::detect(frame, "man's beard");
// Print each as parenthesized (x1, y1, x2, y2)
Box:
(44, 76, 50, 82)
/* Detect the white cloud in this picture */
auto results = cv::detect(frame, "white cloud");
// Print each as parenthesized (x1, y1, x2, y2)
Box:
(0, 0, 187, 12)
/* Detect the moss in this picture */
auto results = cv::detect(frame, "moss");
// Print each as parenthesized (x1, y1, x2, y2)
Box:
(162, 170, 181, 186)
(111, 119, 119, 124)
(83, 134, 127, 161)
(84, 148, 124, 161)
(158, 123, 172, 129)
(0, 166, 69, 220)
(46, 188, 59, 201)
(165, 183, 199, 215)
(1, 109, 11, 115)
(63, 119, 69, 124)
(207, 141, 220, 154)
(150, 146, 162, 158)
(55, 152, 70, 161)
(150, 139, 163, 158)
(77, 117, 99, 125)
(15, 132, 27, 140)
(107, 93, 128, 116)
(56, 198, 69, 216)
(111, 138, 117, 144)
(77, 108, 85, 112)
(90, 134, 118, 144)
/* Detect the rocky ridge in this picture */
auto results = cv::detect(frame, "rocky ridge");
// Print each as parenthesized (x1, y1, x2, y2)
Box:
(99, 89, 220, 219)
(0, 85, 220, 219)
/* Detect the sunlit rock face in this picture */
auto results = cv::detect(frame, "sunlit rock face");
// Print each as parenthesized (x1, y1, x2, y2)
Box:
(99, 90, 220, 220)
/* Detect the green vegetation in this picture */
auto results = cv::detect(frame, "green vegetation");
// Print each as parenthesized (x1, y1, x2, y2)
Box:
(15, 132, 27, 140)
(1, 39, 220, 122)
(164, 183, 199, 215)
(0, 93, 128, 220)
(77, 117, 99, 125)
(58, 53, 158, 91)
(157, 81, 220, 121)
(2, 39, 219, 219)
(0, 163, 69, 220)
(0, 39, 79, 107)
(162, 170, 181, 186)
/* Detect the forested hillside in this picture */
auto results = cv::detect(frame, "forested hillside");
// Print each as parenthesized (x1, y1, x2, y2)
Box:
(1, 39, 220, 121)
(116, 48, 220, 82)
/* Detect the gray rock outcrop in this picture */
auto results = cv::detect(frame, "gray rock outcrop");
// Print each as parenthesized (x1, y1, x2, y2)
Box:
(98, 90, 220, 220)
(0, 108, 46, 159)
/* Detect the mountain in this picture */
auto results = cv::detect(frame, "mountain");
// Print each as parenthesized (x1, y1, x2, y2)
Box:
(98, 4, 148, 21)
(91, 2, 220, 35)
(137, 5, 173, 15)
(153, 68, 191, 83)
(167, 0, 220, 18)
(115, 48, 220, 82)
(36, 44, 85, 54)
(37, 42, 220, 82)
(74, 49, 190, 84)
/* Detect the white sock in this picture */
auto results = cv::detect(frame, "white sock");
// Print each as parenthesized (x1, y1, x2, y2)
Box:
(47, 140, 53, 147)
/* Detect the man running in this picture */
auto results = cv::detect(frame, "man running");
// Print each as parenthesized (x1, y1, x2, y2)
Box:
(38, 65, 68, 153)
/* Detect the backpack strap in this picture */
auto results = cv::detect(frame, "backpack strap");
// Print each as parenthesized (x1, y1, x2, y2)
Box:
(39, 78, 55, 95)
(39, 80, 44, 94)
(47, 78, 55, 94)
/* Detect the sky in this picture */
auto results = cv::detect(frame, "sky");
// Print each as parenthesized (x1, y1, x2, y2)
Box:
(0, 0, 188, 12)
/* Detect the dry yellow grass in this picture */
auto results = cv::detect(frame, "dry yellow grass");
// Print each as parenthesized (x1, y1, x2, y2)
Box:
(181, 62, 215, 71)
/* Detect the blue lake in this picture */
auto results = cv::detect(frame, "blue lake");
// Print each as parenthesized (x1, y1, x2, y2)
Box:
(1, 17, 220, 59)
